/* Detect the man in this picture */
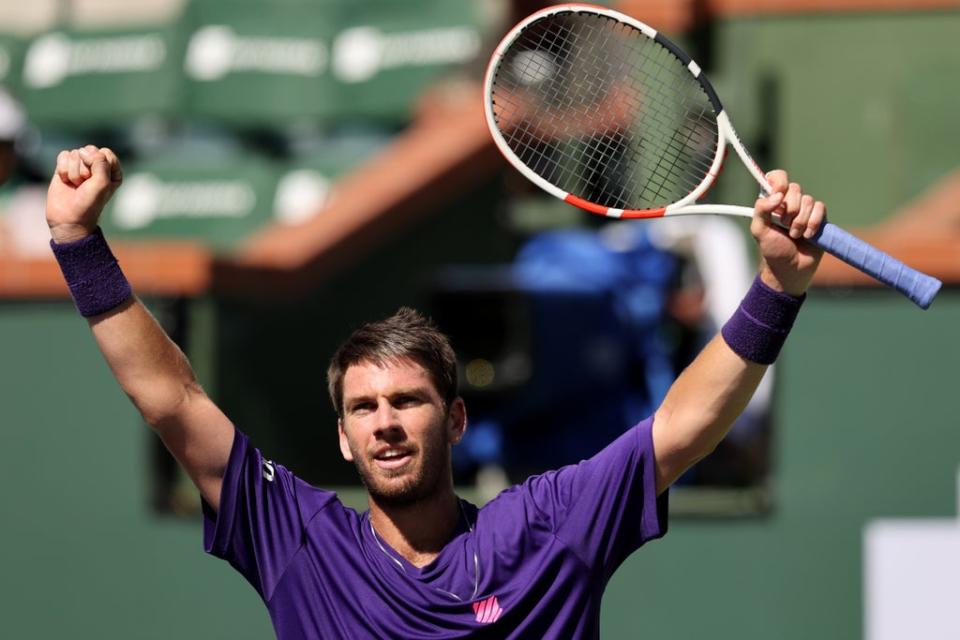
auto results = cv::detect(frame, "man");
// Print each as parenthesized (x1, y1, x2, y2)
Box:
(47, 145, 824, 638)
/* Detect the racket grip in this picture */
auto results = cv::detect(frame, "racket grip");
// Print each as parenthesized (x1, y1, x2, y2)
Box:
(810, 222, 942, 309)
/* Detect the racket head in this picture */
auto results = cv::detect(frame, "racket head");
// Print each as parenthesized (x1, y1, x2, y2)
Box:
(484, 4, 729, 219)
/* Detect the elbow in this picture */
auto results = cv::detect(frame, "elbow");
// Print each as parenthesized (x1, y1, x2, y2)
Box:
(675, 430, 720, 470)
(135, 379, 207, 430)
(654, 405, 723, 472)
(686, 439, 720, 468)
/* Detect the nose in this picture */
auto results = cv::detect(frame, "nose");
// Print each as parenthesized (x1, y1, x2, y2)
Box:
(372, 400, 404, 439)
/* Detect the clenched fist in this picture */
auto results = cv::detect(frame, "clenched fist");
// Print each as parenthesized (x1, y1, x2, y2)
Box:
(47, 145, 123, 244)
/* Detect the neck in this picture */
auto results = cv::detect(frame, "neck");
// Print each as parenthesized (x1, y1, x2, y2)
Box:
(369, 487, 460, 568)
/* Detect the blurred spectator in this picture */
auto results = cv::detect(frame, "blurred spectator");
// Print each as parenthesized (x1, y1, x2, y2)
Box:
(0, 86, 23, 186)
(0, 87, 48, 256)
(444, 216, 774, 492)
(444, 222, 680, 494)
(0, 86, 24, 252)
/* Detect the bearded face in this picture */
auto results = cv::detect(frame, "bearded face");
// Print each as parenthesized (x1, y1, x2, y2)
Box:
(345, 414, 452, 507)
(338, 359, 465, 508)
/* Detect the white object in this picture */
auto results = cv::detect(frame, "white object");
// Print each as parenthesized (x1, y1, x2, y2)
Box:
(864, 467, 960, 640)
(0, 87, 25, 141)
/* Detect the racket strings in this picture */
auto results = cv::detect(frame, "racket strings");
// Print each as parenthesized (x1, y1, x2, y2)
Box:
(500, 19, 632, 197)
(490, 12, 718, 210)
(607, 21, 716, 203)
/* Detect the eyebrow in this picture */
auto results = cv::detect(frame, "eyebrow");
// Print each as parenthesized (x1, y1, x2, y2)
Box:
(343, 386, 434, 406)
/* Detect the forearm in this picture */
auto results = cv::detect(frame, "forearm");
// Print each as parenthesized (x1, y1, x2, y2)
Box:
(652, 274, 804, 492)
(90, 297, 204, 428)
(90, 295, 232, 505)
(654, 336, 765, 468)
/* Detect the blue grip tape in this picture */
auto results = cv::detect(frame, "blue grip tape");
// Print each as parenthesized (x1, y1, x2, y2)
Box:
(811, 222, 942, 309)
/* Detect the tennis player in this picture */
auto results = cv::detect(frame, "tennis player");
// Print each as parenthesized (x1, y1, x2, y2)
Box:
(47, 145, 823, 638)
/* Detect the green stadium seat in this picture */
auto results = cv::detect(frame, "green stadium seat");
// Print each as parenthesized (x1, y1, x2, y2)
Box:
(183, 0, 340, 126)
(0, 33, 25, 96)
(275, 130, 389, 224)
(183, 0, 485, 126)
(99, 128, 387, 250)
(100, 146, 280, 251)
(330, 0, 484, 123)
(19, 23, 186, 128)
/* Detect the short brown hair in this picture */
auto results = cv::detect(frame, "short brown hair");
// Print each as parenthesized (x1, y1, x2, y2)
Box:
(327, 307, 458, 418)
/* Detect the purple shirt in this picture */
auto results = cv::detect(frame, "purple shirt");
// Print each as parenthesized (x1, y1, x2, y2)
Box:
(203, 417, 667, 639)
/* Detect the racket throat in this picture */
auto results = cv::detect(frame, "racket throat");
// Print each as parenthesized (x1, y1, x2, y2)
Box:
(717, 111, 770, 192)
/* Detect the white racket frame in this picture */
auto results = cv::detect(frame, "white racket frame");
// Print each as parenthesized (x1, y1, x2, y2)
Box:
(483, 3, 773, 220)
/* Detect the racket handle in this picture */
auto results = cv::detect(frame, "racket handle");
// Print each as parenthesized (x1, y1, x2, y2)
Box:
(810, 222, 942, 309)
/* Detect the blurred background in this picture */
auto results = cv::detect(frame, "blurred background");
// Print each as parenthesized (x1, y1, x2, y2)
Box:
(0, 0, 958, 638)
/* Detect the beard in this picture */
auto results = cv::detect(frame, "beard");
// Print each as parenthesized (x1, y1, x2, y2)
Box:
(350, 431, 452, 508)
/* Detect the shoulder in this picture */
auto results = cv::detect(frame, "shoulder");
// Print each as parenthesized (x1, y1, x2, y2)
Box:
(476, 417, 654, 529)
(474, 471, 568, 537)
(290, 473, 343, 522)
(231, 430, 348, 524)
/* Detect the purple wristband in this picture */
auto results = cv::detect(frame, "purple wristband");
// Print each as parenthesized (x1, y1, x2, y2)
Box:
(50, 227, 133, 318)
(721, 275, 805, 365)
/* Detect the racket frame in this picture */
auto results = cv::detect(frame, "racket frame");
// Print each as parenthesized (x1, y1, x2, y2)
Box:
(483, 3, 769, 220)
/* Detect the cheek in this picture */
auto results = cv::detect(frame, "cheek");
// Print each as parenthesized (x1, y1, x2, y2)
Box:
(409, 412, 446, 441)
(339, 423, 364, 461)
(423, 421, 453, 451)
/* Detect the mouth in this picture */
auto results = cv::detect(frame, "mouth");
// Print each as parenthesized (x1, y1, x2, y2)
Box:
(372, 448, 414, 471)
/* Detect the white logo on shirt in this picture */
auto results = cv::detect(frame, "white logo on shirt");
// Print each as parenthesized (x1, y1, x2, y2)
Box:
(262, 460, 276, 482)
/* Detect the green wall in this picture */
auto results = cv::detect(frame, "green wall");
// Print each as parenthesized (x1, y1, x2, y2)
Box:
(0, 302, 271, 638)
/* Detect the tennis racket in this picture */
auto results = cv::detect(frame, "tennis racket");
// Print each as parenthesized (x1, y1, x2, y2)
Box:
(483, 4, 941, 309)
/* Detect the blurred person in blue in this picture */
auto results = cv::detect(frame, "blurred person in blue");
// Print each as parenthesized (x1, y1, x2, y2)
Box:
(449, 224, 681, 487)
(45, 145, 824, 639)
(452, 218, 770, 489)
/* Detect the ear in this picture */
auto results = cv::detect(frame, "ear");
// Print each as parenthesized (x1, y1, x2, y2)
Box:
(338, 420, 354, 462)
(447, 397, 467, 445)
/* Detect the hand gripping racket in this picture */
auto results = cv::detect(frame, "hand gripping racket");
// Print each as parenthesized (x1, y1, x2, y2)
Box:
(483, 4, 942, 309)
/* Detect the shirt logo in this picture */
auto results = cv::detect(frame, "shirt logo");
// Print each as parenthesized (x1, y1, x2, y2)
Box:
(262, 460, 276, 482)
(472, 595, 503, 624)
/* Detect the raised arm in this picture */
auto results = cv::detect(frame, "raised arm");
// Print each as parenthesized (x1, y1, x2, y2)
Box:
(652, 171, 825, 494)
(47, 146, 234, 510)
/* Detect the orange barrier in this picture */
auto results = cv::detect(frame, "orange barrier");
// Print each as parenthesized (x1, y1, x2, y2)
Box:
(0, 241, 211, 299)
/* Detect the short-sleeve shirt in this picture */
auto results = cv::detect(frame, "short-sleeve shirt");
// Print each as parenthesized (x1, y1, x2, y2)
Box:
(203, 416, 668, 639)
